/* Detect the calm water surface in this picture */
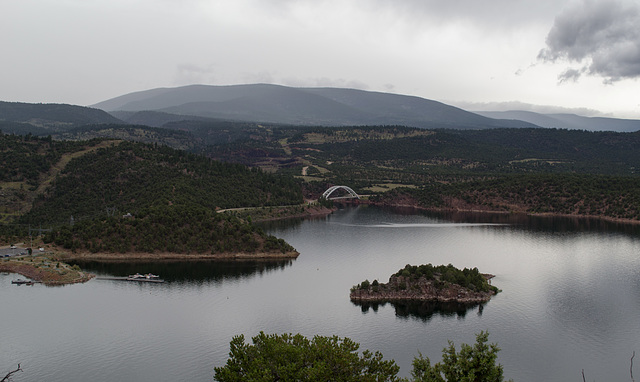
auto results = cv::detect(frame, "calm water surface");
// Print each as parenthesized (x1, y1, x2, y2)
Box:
(1, 206, 640, 381)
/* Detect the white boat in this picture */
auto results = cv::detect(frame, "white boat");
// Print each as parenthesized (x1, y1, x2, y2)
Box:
(128, 273, 160, 279)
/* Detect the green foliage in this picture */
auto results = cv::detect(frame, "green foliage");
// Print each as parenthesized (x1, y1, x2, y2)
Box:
(43, 204, 295, 255)
(0, 133, 88, 186)
(214, 332, 401, 382)
(389, 264, 495, 293)
(214, 332, 511, 382)
(411, 331, 511, 382)
(19, 140, 303, 225)
(316, 196, 334, 208)
(403, 173, 640, 221)
(53, 124, 198, 151)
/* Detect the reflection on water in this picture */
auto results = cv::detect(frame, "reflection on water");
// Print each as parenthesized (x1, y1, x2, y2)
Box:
(391, 206, 640, 235)
(262, 204, 640, 236)
(71, 259, 294, 283)
(3, 205, 640, 382)
(354, 300, 486, 321)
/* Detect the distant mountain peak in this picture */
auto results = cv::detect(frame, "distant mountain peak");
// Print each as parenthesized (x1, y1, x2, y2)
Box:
(91, 84, 536, 129)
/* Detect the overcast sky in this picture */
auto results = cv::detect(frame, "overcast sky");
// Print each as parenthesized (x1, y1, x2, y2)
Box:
(2, 0, 639, 118)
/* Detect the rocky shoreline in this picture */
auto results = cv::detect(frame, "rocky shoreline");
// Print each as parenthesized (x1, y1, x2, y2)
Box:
(0, 257, 94, 286)
(350, 273, 498, 304)
(359, 193, 640, 226)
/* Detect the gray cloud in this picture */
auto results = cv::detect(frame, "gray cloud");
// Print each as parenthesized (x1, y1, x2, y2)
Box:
(281, 76, 370, 90)
(174, 64, 217, 86)
(264, 0, 563, 28)
(539, 0, 640, 83)
(558, 67, 586, 83)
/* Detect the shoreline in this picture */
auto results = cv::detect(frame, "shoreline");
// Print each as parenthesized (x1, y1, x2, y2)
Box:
(350, 274, 498, 305)
(0, 257, 94, 286)
(56, 250, 300, 262)
(1, 249, 299, 286)
(223, 204, 336, 222)
(349, 198, 640, 226)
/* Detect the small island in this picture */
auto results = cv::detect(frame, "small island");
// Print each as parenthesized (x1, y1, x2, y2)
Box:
(350, 263, 499, 304)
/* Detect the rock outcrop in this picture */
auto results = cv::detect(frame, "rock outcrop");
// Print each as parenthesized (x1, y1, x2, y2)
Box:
(350, 274, 497, 304)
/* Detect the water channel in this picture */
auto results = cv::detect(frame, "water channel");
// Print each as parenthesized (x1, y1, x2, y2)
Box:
(1, 205, 640, 381)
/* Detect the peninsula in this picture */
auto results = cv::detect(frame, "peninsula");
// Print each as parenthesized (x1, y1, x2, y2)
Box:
(350, 263, 499, 304)
(1, 255, 93, 286)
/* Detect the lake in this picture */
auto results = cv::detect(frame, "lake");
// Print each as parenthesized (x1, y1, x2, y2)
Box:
(1, 205, 639, 381)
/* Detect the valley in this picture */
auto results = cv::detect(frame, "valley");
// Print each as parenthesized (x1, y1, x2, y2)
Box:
(3, 85, 640, 261)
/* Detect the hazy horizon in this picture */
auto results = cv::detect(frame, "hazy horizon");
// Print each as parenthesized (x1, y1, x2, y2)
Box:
(2, 0, 640, 118)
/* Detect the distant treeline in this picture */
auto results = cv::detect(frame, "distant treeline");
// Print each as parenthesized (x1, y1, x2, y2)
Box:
(378, 173, 640, 221)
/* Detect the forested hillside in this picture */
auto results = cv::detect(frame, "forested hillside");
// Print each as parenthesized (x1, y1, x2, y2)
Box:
(6, 118, 640, 234)
(0, 133, 104, 223)
(44, 204, 295, 255)
(0, 101, 122, 129)
(21, 140, 302, 225)
(0, 133, 304, 255)
(198, 125, 640, 194)
(51, 124, 200, 151)
(0, 133, 90, 187)
(376, 173, 640, 221)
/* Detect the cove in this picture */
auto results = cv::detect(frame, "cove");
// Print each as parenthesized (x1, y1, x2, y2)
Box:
(1, 205, 639, 381)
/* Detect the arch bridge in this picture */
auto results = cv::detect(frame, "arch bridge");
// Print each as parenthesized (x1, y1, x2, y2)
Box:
(322, 185, 360, 200)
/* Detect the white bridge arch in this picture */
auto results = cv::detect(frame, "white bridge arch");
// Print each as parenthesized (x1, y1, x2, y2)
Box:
(322, 185, 360, 200)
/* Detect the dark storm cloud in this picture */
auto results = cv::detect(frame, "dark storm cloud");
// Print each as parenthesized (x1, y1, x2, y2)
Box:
(538, 0, 640, 83)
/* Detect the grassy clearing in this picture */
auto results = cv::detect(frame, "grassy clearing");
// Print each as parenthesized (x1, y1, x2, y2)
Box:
(296, 176, 325, 182)
(35, 140, 121, 194)
(298, 129, 434, 144)
(364, 183, 418, 193)
(278, 138, 292, 155)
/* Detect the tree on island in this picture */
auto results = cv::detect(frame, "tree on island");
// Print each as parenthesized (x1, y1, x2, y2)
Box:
(214, 331, 511, 382)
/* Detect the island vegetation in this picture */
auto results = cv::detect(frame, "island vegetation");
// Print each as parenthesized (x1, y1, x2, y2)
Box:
(351, 264, 499, 304)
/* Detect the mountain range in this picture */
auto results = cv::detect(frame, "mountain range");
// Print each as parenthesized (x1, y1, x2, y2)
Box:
(475, 110, 640, 133)
(1, 84, 639, 133)
(91, 84, 535, 130)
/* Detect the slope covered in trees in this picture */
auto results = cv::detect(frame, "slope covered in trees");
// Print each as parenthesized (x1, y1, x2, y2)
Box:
(0, 133, 90, 187)
(44, 204, 295, 256)
(21, 140, 302, 225)
(0, 101, 123, 129)
(0, 134, 304, 255)
(376, 173, 640, 221)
